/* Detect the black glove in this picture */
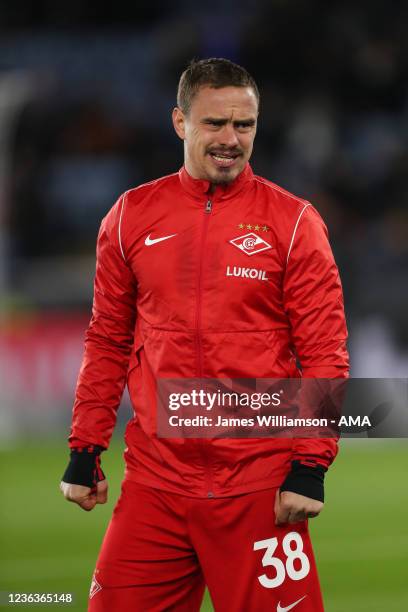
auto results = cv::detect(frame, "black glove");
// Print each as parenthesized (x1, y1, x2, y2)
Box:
(280, 460, 326, 502)
(62, 445, 106, 489)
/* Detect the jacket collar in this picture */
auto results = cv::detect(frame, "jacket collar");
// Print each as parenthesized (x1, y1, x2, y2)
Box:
(178, 163, 254, 201)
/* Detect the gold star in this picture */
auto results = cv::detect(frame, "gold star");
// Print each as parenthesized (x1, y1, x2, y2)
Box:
(246, 223, 252, 230)
(254, 224, 260, 231)
(238, 223, 244, 229)
(262, 225, 269, 232)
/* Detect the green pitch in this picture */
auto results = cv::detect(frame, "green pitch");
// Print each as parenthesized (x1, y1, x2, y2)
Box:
(1, 439, 407, 611)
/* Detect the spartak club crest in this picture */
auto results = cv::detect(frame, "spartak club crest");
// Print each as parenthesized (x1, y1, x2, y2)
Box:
(229, 232, 272, 256)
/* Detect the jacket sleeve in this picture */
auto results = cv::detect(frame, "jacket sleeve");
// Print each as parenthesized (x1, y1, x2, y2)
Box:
(283, 204, 349, 470)
(69, 195, 137, 449)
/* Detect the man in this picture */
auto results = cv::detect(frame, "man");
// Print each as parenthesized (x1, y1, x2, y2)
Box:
(61, 58, 348, 611)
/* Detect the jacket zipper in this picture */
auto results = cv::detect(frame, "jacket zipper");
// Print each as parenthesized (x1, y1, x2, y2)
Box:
(195, 198, 214, 498)
(195, 199, 212, 377)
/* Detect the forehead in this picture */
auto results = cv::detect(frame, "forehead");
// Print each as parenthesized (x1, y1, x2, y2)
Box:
(189, 85, 258, 118)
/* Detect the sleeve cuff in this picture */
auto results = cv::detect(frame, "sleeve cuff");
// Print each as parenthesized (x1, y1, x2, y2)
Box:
(280, 460, 327, 502)
(62, 445, 105, 488)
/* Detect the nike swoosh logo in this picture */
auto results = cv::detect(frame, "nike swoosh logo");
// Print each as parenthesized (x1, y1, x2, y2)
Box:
(277, 595, 307, 612)
(145, 233, 177, 246)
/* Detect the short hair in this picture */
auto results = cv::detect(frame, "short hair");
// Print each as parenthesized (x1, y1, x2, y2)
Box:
(177, 58, 260, 114)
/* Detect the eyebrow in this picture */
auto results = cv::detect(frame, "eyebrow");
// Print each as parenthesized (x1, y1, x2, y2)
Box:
(202, 117, 256, 126)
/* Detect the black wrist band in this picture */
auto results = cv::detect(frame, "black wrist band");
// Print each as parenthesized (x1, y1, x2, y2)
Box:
(62, 446, 105, 488)
(280, 460, 326, 502)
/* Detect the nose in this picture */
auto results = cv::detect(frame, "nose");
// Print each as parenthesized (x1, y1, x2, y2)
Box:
(218, 123, 239, 148)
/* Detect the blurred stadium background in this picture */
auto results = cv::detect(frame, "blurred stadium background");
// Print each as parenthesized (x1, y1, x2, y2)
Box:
(0, 1, 407, 610)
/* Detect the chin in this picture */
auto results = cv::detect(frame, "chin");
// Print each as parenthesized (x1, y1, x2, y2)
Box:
(210, 166, 241, 185)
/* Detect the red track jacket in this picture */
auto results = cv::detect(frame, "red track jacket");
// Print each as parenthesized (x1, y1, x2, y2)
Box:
(69, 164, 349, 497)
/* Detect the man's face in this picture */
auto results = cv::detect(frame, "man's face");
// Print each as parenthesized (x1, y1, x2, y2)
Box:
(173, 85, 258, 185)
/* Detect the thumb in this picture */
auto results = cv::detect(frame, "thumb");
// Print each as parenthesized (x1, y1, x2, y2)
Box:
(80, 494, 98, 512)
(96, 479, 108, 504)
(274, 489, 290, 526)
(274, 489, 281, 525)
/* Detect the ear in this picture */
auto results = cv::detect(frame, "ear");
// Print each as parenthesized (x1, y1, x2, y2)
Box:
(172, 107, 186, 140)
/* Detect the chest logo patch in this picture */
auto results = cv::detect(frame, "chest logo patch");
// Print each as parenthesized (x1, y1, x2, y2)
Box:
(229, 232, 272, 256)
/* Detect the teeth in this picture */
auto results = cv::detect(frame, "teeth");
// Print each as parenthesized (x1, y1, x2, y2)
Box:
(213, 155, 233, 161)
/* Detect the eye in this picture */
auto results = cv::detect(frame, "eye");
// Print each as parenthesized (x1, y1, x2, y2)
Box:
(235, 122, 253, 130)
(203, 119, 225, 128)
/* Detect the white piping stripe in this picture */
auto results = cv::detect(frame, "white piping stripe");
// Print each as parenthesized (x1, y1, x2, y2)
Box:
(117, 173, 178, 262)
(254, 177, 306, 205)
(118, 192, 127, 262)
(286, 203, 310, 264)
(127, 172, 179, 195)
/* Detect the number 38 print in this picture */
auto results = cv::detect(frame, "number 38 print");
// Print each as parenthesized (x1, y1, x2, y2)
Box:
(253, 532, 311, 589)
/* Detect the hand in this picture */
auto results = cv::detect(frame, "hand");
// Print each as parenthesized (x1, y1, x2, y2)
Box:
(60, 479, 108, 512)
(274, 489, 323, 525)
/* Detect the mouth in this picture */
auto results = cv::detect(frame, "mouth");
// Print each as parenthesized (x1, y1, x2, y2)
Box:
(208, 151, 241, 168)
